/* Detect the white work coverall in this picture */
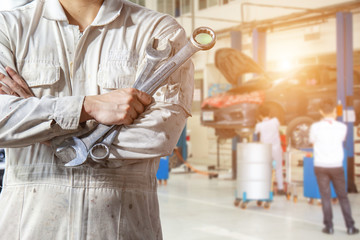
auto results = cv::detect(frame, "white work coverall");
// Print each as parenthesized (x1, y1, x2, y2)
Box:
(255, 117, 284, 190)
(0, 0, 194, 239)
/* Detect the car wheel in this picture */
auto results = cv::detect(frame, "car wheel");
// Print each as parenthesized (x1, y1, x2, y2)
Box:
(286, 116, 314, 149)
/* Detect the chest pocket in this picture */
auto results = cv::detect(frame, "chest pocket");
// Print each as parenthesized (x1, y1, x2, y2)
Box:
(97, 51, 139, 91)
(17, 60, 61, 97)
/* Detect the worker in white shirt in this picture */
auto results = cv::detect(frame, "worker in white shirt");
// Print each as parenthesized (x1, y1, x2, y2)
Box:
(255, 105, 285, 195)
(0, 0, 194, 239)
(309, 99, 358, 235)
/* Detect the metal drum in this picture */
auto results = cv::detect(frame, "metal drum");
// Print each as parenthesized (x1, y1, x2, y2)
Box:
(236, 143, 272, 200)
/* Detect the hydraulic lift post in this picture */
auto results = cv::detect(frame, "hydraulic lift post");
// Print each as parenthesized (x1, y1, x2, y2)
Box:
(230, 31, 243, 180)
(229, 29, 267, 180)
(252, 28, 267, 71)
(336, 11, 357, 193)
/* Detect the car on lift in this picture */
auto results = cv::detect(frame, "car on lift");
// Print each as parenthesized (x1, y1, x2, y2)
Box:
(201, 48, 360, 149)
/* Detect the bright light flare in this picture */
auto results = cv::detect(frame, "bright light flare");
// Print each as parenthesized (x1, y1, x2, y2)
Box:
(278, 58, 294, 72)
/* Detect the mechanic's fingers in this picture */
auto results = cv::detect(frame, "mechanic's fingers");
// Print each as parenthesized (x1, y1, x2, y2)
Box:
(0, 72, 30, 98)
(135, 89, 152, 106)
(128, 107, 139, 121)
(0, 85, 7, 95)
(6, 66, 34, 97)
(131, 97, 146, 114)
(0, 78, 19, 96)
(127, 88, 152, 114)
(115, 105, 137, 125)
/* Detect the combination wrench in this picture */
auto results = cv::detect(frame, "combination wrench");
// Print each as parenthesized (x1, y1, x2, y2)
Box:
(62, 26, 216, 167)
(57, 37, 172, 167)
(88, 37, 174, 165)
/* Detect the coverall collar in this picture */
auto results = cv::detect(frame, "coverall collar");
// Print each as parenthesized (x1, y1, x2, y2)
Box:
(43, 0, 123, 26)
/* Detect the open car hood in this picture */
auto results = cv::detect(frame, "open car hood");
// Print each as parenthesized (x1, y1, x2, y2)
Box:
(215, 48, 266, 86)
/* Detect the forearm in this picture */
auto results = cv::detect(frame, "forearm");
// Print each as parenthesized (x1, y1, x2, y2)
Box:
(48, 102, 188, 168)
(109, 102, 188, 160)
(105, 58, 194, 162)
(0, 94, 84, 148)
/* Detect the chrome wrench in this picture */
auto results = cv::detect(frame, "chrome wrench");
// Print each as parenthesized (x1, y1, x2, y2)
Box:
(60, 38, 172, 167)
(88, 26, 216, 164)
(137, 27, 216, 95)
(133, 38, 170, 89)
(65, 26, 216, 167)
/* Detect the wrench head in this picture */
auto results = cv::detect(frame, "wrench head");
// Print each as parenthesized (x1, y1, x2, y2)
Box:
(63, 137, 89, 167)
(146, 37, 172, 60)
(89, 142, 111, 163)
(190, 27, 216, 50)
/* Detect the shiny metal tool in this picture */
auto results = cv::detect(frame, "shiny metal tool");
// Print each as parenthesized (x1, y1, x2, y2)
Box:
(62, 26, 216, 167)
(58, 37, 172, 167)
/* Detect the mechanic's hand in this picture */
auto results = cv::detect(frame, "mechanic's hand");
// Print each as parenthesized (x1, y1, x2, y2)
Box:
(80, 88, 152, 125)
(0, 66, 34, 98)
(0, 67, 49, 145)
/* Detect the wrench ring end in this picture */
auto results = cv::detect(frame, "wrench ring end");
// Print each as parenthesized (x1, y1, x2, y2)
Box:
(191, 27, 216, 51)
(89, 143, 111, 163)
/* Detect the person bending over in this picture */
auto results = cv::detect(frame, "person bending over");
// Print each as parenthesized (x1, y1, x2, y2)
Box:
(255, 105, 285, 195)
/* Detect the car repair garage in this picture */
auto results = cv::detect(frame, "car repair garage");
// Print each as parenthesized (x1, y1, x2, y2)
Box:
(0, 1, 360, 240)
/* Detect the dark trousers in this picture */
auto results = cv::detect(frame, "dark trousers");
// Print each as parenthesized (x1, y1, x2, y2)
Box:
(314, 167, 355, 229)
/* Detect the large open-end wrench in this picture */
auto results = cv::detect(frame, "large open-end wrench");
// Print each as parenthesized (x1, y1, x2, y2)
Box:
(63, 26, 216, 167)
(59, 38, 172, 167)
(133, 38, 170, 89)
(88, 27, 216, 164)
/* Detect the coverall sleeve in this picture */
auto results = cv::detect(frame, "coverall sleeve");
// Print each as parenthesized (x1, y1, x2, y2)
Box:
(0, 16, 86, 148)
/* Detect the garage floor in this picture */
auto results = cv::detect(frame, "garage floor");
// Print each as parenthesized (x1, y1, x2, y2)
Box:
(158, 166, 360, 240)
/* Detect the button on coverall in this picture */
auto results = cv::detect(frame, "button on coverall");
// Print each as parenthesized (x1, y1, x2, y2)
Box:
(0, 0, 194, 239)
